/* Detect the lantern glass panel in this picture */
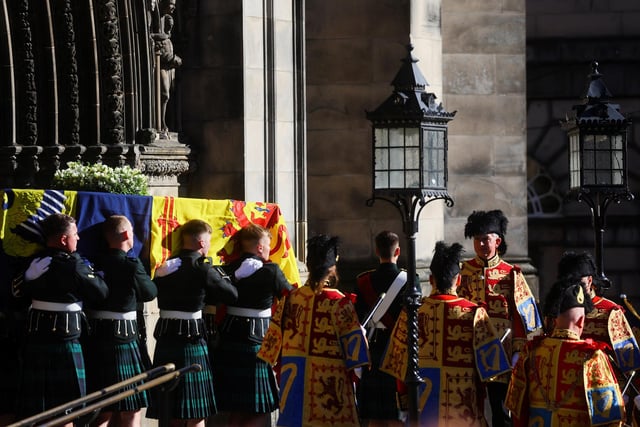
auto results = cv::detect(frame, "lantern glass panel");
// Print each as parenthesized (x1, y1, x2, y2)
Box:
(390, 171, 405, 188)
(406, 171, 420, 188)
(422, 128, 446, 189)
(375, 128, 389, 148)
(389, 128, 404, 147)
(375, 171, 388, 189)
(569, 133, 581, 188)
(612, 135, 624, 185)
(613, 134, 623, 150)
(595, 134, 609, 150)
(584, 171, 595, 184)
(584, 135, 595, 150)
(389, 146, 404, 169)
(375, 148, 389, 170)
(405, 128, 419, 147)
(406, 147, 419, 169)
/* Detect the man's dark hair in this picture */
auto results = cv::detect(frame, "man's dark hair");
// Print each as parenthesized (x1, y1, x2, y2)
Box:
(375, 230, 399, 259)
(40, 213, 76, 240)
(430, 241, 464, 293)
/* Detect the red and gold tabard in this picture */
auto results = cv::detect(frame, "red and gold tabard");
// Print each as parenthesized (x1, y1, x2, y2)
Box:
(459, 255, 543, 371)
(380, 294, 510, 426)
(257, 286, 370, 427)
(506, 329, 625, 427)
(582, 296, 640, 374)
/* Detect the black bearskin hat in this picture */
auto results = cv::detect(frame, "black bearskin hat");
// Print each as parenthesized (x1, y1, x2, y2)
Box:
(306, 234, 340, 283)
(557, 250, 608, 291)
(543, 277, 594, 318)
(430, 241, 464, 293)
(557, 251, 597, 280)
(464, 210, 508, 255)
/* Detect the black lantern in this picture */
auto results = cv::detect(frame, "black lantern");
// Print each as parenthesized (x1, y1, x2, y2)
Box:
(562, 61, 634, 285)
(366, 44, 455, 425)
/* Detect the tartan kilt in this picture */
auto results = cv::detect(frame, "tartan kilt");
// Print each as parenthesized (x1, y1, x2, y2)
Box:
(0, 336, 19, 414)
(212, 340, 279, 413)
(16, 337, 86, 418)
(146, 335, 216, 420)
(84, 339, 150, 411)
(357, 330, 399, 420)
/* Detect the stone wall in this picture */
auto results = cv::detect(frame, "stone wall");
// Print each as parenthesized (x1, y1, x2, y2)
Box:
(441, 1, 535, 292)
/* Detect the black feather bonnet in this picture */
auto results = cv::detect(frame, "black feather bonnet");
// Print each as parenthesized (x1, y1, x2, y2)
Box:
(464, 209, 508, 255)
(306, 234, 340, 283)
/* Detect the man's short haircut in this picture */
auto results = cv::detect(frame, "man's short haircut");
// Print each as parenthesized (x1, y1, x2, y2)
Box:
(235, 223, 270, 252)
(40, 213, 76, 240)
(102, 215, 131, 240)
(375, 230, 399, 259)
(180, 219, 212, 245)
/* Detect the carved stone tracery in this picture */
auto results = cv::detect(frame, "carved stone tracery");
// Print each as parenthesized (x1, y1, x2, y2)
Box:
(0, 0, 190, 194)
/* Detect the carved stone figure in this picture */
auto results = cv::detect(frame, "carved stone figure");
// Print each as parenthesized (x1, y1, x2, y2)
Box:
(152, 0, 181, 139)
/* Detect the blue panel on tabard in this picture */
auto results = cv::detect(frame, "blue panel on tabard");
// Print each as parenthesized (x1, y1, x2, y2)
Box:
(276, 356, 306, 427)
(417, 367, 441, 425)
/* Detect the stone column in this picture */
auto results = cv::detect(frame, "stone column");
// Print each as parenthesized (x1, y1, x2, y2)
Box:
(441, 0, 536, 295)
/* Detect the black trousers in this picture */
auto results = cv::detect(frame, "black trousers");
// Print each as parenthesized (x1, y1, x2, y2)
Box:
(487, 382, 510, 427)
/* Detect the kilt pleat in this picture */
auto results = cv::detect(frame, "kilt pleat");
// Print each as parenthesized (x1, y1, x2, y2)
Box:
(85, 340, 150, 411)
(213, 341, 278, 413)
(147, 337, 216, 420)
(17, 339, 85, 417)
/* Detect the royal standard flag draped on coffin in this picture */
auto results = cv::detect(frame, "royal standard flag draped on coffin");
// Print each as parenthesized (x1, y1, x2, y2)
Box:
(0, 190, 300, 288)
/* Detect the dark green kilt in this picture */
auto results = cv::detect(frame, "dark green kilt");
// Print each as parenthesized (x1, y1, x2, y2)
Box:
(84, 339, 150, 412)
(16, 338, 86, 418)
(147, 320, 216, 420)
(212, 340, 279, 413)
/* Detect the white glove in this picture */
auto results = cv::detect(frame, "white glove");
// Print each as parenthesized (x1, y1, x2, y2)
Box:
(155, 258, 182, 278)
(25, 256, 52, 281)
(398, 410, 408, 423)
(235, 258, 263, 280)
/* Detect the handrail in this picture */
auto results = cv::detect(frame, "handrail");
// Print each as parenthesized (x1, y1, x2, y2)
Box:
(7, 363, 186, 427)
(39, 364, 202, 427)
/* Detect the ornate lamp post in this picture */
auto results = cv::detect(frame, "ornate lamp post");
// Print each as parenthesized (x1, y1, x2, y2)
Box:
(562, 61, 634, 287)
(366, 45, 455, 425)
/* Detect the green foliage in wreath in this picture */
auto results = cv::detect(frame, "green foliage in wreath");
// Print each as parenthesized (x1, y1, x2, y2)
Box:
(53, 162, 149, 195)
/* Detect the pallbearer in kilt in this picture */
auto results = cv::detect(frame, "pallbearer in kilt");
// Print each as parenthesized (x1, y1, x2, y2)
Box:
(212, 224, 293, 426)
(83, 215, 158, 427)
(381, 241, 510, 426)
(146, 219, 238, 427)
(12, 213, 109, 425)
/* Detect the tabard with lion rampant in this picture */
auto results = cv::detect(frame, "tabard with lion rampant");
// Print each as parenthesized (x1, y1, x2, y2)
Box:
(506, 329, 625, 427)
(258, 285, 370, 427)
(380, 294, 510, 426)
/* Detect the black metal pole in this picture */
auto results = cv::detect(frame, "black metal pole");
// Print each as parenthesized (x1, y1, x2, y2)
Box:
(579, 190, 613, 287)
(403, 228, 421, 426)
(396, 194, 423, 426)
(591, 192, 607, 282)
(367, 192, 454, 425)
